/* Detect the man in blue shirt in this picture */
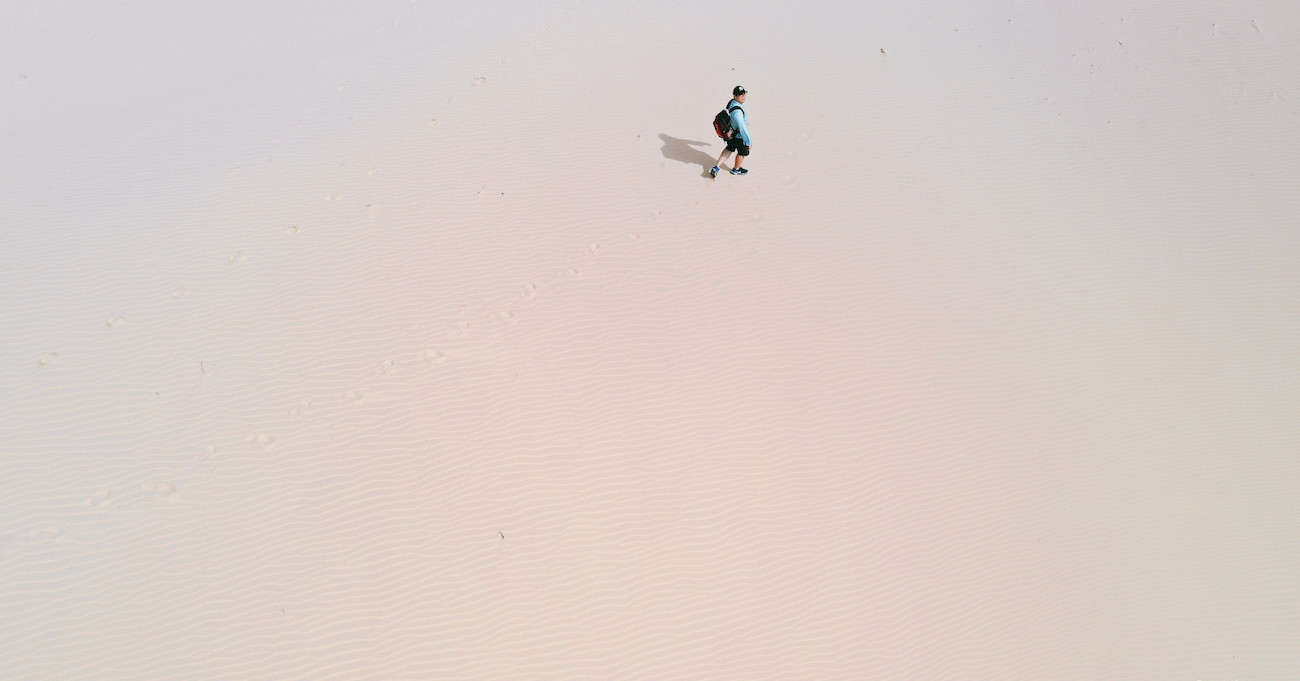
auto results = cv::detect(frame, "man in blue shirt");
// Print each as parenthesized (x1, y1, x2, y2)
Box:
(711, 86, 752, 178)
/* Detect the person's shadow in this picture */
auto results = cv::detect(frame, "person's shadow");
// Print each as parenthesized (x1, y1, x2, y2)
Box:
(659, 134, 717, 177)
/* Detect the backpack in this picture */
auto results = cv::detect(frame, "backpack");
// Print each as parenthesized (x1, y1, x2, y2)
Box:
(712, 102, 742, 140)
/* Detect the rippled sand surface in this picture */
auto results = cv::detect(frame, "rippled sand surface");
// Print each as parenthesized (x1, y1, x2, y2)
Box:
(3, 2, 1298, 679)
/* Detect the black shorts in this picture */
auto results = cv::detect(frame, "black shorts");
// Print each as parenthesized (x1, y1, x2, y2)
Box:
(726, 137, 750, 156)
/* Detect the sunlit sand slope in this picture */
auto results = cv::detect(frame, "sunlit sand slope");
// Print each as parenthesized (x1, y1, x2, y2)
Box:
(2, 2, 1298, 679)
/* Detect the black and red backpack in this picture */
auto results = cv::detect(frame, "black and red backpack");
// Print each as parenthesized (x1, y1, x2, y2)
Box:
(712, 101, 742, 140)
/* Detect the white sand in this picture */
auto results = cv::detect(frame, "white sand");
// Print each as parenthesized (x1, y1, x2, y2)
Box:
(3, 1, 1299, 679)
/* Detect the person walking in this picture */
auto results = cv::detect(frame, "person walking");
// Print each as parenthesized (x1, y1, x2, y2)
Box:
(711, 86, 752, 178)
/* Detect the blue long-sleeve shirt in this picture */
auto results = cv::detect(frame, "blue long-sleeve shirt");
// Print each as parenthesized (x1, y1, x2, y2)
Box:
(728, 101, 751, 146)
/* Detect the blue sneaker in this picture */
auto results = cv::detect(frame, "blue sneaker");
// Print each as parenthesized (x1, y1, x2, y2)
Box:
(709, 166, 719, 178)
(730, 167, 744, 175)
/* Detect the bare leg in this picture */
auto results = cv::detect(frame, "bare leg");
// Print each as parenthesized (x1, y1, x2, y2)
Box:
(715, 149, 732, 168)
(733, 154, 745, 170)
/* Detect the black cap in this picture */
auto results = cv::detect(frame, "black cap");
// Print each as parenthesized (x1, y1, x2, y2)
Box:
(733, 85, 747, 96)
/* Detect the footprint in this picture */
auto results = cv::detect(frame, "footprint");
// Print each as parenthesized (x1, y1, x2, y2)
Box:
(285, 225, 302, 236)
(138, 482, 178, 503)
(522, 282, 536, 297)
(228, 251, 245, 263)
(473, 76, 487, 86)
(197, 445, 217, 462)
(99, 482, 178, 508)
(86, 488, 112, 507)
(417, 349, 446, 365)
(455, 321, 470, 336)
(38, 352, 58, 366)
(378, 359, 394, 374)
(246, 433, 276, 448)
(429, 118, 439, 126)
(588, 243, 600, 255)
(106, 316, 126, 328)
(142, 481, 174, 493)
(171, 286, 190, 300)
(341, 390, 363, 402)
(367, 168, 379, 176)
(290, 399, 314, 417)
(324, 194, 338, 202)
(628, 233, 640, 241)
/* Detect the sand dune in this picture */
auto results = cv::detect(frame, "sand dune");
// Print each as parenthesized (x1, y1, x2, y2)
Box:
(2, 1, 1298, 679)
